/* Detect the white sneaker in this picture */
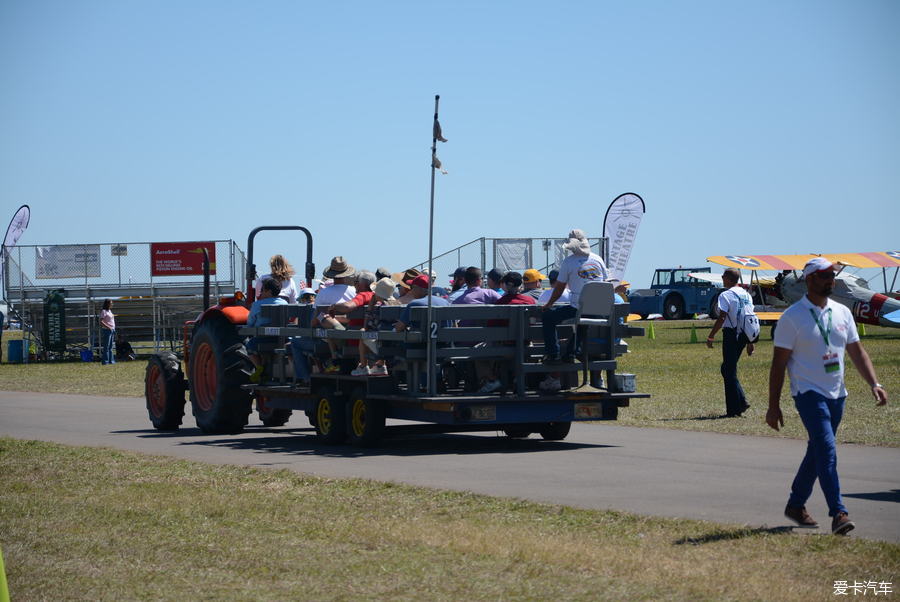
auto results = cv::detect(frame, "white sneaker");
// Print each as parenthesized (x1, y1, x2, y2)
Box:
(539, 376, 561, 392)
(370, 364, 389, 376)
(478, 379, 502, 394)
(350, 365, 371, 376)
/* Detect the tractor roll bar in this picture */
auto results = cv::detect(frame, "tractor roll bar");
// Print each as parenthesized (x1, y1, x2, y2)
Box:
(246, 226, 315, 303)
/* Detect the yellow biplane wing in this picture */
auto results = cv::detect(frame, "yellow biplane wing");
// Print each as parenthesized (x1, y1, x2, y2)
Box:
(707, 251, 900, 271)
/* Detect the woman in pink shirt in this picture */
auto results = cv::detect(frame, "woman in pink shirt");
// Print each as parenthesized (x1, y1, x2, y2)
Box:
(99, 299, 116, 365)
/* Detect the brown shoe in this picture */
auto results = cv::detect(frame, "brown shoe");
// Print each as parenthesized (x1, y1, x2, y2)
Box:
(784, 505, 818, 528)
(832, 512, 855, 536)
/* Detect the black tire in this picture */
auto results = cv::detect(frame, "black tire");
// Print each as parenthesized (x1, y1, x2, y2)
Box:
(145, 351, 186, 430)
(188, 317, 252, 434)
(257, 394, 292, 427)
(503, 427, 531, 439)
(539, 421, 571, 441)
(313, 387, 347, 444)
(708, 293, 721, 320)
(663, 294, 685, 320)
(347, 386, 385, 447)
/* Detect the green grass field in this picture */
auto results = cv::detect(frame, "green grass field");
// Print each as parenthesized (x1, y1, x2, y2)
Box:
(2, 438, 898, 601)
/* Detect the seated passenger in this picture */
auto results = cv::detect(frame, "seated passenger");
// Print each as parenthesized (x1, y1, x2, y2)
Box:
(299, 288, 316, 304)
(537, 269, 571, 305)
(451, 267, 501, 305)
(392, 268, 422, 304)
(522, 269, 546, 301)
(351, 277, 400, 376)
(247, 277, 288, 382)
(254, 254, 299, 304)
(479, 271, 536, 394)
(394, 275, 450, 331)
(486, 268, 506, 294)
(313, 257, 358, 373)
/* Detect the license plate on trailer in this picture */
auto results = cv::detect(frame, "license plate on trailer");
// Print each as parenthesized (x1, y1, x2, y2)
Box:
(574, 403, 602, 419)
(470, 405, 496, 421)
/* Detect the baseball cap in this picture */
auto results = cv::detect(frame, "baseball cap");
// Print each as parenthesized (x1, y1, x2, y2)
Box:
(802, 257, 834, 279)
(486, 268, 506, 282)
(449, 266, 467, 278)
(410, 274, 431, 289)
(523, 269, 546, 283)
(548, 269, 560, 283)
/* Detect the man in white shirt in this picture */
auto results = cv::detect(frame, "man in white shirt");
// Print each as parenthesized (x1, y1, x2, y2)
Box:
(706, 268, 755, 417)
(541, 229, 609, 362)
(767, 257, 888, 535)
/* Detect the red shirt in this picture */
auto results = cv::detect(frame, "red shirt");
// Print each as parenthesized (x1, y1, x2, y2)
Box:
(489, 293, 535, 327)
(347, 291, 374, 328)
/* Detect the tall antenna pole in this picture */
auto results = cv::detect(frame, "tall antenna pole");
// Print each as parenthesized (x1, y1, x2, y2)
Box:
(425, 95, 440, 396)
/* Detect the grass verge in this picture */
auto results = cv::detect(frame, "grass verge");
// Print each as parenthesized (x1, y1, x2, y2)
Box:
(2, 438, 897, 601)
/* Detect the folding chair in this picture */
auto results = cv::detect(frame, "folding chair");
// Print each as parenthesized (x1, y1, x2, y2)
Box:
(562, 281, 614, 393)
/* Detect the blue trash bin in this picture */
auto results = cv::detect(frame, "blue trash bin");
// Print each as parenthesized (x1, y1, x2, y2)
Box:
(7, 339, 25, 363)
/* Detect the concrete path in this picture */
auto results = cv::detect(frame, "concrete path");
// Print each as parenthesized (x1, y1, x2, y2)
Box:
(1, 390, 897, 542)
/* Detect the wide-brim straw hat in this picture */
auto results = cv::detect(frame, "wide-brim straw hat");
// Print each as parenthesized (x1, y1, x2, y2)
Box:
(373, 277, 397, 300)
(323, 256, 356, 278)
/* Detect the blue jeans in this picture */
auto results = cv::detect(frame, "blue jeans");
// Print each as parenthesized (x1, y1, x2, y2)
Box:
(720, 327, 747, 414)
(788, 390, 847, 517)
(289, 337, 316, 381)
(101, 328, 115, 364)
(541, 305, 578, 357)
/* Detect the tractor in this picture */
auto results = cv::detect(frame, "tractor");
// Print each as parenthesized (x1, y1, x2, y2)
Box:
(144, 226, 314, 433)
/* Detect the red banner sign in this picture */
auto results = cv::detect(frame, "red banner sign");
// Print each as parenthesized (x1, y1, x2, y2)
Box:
(151, 242, 216, 276)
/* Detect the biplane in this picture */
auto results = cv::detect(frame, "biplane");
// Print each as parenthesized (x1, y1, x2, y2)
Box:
(706, 251, 900, 329)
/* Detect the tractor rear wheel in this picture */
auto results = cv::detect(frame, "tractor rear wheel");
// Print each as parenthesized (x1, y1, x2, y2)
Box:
(663, 294, 685, 320)
(145, 351, 186, 430)
(189, 318, 252, 434)
(347, 386, 385, 447)
(539, 421, 571, 441)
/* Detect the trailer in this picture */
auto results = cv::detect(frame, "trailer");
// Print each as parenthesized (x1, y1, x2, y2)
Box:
(144, 226, 650, 446)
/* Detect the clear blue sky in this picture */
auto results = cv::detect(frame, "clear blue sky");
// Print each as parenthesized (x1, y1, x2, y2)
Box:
(1, 0, 897, 288)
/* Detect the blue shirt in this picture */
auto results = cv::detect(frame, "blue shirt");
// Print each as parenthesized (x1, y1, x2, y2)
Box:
(399, 296, 451, 328)
(247, 297, 288, 327)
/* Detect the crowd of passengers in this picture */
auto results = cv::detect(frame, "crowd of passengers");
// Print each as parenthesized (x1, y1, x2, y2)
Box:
(247, 229, 629, 394)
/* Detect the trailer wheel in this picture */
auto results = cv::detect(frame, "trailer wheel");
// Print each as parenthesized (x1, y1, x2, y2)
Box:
(189, 318, 252, 434)
(257, 394, 292, 427)
(503, 427, 531, 439)
(347, 387, 385, 447)
(314, 388, 347, 444)
(663, 294, 685, 320)
(539, 421, 571, 441)
(145, 351, 185, 430)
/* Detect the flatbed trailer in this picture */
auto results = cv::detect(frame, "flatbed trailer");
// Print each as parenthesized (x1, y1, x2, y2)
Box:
(235, 302, 649, 445)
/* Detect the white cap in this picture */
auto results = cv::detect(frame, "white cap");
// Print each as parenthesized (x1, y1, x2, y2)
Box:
(802, 257, 834, 279)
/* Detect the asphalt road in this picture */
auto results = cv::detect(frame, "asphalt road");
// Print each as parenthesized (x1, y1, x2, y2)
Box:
(1, 390, 898, 543)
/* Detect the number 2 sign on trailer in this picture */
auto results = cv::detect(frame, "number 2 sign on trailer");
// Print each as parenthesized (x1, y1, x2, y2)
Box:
(151, 242, 216, 276)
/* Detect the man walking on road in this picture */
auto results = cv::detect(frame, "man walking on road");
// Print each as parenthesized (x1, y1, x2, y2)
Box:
(767, 257, 888, 535)
(707, 268, 755, 416)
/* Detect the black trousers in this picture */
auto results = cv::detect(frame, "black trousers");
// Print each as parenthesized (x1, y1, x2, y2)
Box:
(720, 327, 747, 415)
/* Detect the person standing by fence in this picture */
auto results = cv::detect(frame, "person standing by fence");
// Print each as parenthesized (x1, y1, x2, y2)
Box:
(99, 299, 116, 365)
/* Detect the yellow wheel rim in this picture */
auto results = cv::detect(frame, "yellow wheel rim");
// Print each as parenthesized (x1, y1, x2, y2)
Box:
(317, 397, 331, 434)
(351, 398, 366, 437)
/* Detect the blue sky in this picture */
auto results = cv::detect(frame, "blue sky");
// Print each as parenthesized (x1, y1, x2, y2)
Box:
(1, 0, 897, 288)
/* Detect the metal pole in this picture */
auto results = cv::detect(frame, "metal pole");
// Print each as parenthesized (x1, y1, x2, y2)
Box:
(426, 95, 440, 396)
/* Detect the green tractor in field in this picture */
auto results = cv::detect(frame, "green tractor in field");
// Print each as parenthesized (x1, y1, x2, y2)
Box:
(143, 226, 314, 433)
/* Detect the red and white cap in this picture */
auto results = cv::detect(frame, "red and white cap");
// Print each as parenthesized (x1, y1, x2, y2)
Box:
(801, 257, 834, 279)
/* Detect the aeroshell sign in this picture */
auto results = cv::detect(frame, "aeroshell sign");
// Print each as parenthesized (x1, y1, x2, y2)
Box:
(151, 242, 216, 276)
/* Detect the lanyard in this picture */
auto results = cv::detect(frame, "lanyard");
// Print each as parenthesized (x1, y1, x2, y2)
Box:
(809, 307, 833, 347)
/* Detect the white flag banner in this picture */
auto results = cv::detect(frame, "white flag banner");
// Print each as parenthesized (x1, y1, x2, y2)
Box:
(602, 193, 645, 282)
(1, 204, 31, 297)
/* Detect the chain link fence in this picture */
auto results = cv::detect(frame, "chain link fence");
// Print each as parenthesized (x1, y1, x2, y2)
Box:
(2, 240, 246, 361)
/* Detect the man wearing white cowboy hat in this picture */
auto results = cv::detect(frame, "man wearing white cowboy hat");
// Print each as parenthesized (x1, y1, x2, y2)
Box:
(312, 256, 358, 373)
(768, 257, 888, 535)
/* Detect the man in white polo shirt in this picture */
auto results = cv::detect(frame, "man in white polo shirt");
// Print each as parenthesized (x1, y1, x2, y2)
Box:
(767, 257, 888, 535)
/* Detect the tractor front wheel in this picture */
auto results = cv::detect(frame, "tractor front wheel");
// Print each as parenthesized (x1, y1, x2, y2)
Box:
(663, 294, 685, 320)
(145, 351, 186, 430)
